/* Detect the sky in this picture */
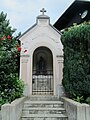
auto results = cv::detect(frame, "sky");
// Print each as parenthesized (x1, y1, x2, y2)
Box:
(0, 0, 75, 35)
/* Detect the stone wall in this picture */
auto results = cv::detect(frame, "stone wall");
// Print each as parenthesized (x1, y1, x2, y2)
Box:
(62, 97, 90, 120)
(1, 97, 25, 120)
(0, 111, 1, 120)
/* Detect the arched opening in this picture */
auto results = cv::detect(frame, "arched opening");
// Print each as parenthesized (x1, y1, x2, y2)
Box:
(32, 47, 53, 95)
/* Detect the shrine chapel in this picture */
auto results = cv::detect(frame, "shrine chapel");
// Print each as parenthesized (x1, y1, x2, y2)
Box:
(19, 8, 63, 96)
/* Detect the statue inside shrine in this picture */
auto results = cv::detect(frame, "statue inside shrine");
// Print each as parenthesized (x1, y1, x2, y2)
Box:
(36, 56, 46, 75)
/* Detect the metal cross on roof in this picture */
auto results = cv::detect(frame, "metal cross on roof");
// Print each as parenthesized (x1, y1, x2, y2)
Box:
(40, 8, 46, 15)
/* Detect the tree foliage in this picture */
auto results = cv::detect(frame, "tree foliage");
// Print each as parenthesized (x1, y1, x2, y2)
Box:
(0, 12, 23, 105)
(61, 22, 90, 101)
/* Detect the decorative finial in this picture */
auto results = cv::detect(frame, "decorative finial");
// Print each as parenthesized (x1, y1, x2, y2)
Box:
(40, 8, 46, 15)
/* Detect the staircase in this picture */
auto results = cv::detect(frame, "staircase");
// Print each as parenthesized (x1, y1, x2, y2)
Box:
(20, 96, 68, 120)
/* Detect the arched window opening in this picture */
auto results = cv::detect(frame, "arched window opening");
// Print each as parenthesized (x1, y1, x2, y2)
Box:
(32, 47, 53, 95)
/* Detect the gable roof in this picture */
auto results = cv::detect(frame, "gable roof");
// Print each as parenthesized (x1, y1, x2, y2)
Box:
(19, 14, 61, 39)
(18, 23, 37, 39)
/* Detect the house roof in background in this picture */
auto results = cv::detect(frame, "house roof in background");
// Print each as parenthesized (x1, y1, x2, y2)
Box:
(54, 0, 90, 31)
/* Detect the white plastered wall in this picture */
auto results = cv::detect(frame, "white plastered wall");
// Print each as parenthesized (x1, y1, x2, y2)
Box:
(19, 15, 63, 96)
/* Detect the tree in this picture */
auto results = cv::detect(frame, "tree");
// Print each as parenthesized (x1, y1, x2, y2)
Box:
(61, 22, 90, 102)
(0, 12, 23, 105)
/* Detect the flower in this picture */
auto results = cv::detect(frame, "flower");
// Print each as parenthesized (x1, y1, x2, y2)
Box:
(24, 50, 27, 53)
(1, 36, 6, 40)
(17, 47, 21, 52)
(15, 54, 18, 57)
(7, 35, 11, 40)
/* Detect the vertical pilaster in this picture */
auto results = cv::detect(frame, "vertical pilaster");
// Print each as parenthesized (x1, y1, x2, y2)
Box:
(20, 55, 30, 96)
(56, 55, 65, 97)
(57, 55, 63, 84)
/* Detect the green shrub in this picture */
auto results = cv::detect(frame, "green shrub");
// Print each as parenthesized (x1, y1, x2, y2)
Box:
(86, 96, 90, 105)
(61, 22, 90, 102)
(0, 12, 23, 105)
(72, 93, 84, 103)
(0, 74, 24, 104)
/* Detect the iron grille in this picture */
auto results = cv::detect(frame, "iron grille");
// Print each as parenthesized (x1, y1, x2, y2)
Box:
(32, 70, 53, 95)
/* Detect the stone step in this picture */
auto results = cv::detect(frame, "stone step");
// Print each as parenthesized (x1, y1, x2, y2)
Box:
(21, 118, 68, 120)
(24, 101, 63, 104)
(21, 114, 68, 120)
(22, 107, 66, 114)
(20, 96, 68, 120)
(26, 95, 60, 101)
(24, 101, 64, 108)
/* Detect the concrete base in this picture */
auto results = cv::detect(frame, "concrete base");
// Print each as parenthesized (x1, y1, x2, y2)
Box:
(23, 84, 29, 96)
(56, 85, 66, 97)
